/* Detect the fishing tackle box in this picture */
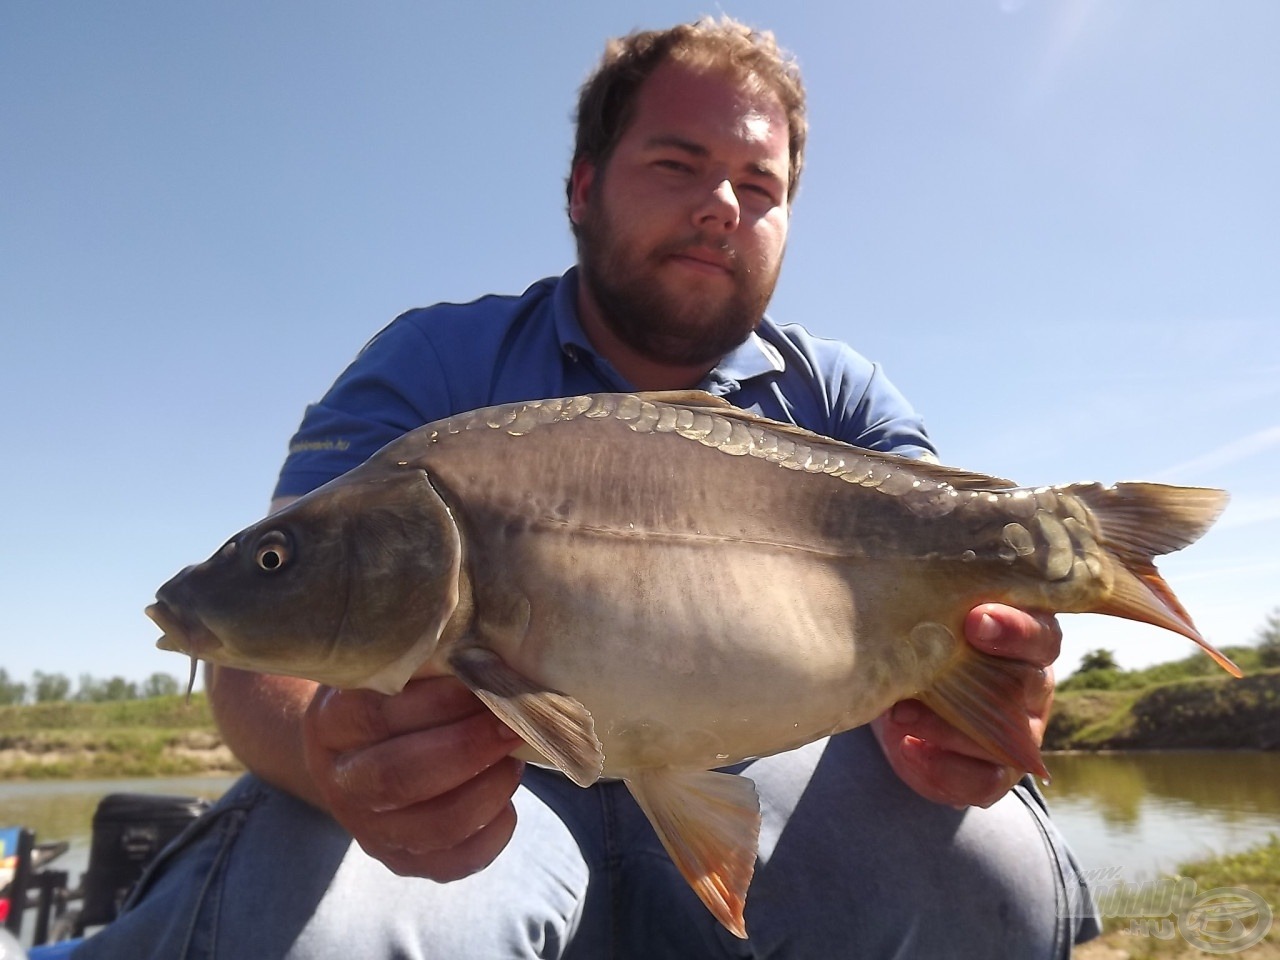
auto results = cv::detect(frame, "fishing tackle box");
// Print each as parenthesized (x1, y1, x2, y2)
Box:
(77, 793, 210, 931)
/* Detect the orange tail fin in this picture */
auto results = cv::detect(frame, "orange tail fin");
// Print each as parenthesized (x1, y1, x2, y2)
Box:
(1072, 482, 1240, 677)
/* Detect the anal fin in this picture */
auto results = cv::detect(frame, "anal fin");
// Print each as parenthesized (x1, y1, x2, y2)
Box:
(916, 643, 1051, 781)
(449, 646, 604, 787)
(625, 768, 761, 939)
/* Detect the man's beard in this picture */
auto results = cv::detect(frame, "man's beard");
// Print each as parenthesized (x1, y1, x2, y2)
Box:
(576, 199, 781, 370)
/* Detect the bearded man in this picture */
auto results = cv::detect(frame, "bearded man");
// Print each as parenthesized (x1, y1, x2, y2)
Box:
(79, 18, 1099, 960)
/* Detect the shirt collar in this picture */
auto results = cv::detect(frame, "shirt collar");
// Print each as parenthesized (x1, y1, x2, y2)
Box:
(552, 265, 786, 390)
(552, 267, 596, 361)
(709, 327, 785, 387)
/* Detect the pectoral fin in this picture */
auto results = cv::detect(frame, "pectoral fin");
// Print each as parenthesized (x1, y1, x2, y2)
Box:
(449, 646, 604, 787)
(625, 768, 761, 940)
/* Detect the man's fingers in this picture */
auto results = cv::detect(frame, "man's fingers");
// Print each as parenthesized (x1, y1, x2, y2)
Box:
(965, 603, 1062, 667)
(1028, 664, 1055, 724)
(328, 709, 522, 813)
(362, 756, 525, 857)
(896, 736, 1022, 810)
(874, 603, 1062, 807)
(302, 681, 528, 883)
(882, 699, 1004, 764)
(308, 675, 496, 753)
(375, 792, 521, 883)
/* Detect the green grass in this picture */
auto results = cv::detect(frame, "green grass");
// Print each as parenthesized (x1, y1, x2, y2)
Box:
(0, 693, 215, 731)
(1043, 689, 1136, 749)
(1049, 669, 1280, 751)
(1060, 645, 1266, 693)
(1082, 835, 1280, 958)
(0, 694, 240, 778)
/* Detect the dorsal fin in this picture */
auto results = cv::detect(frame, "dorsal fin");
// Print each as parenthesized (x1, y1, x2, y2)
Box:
(632, 389, 735, 410)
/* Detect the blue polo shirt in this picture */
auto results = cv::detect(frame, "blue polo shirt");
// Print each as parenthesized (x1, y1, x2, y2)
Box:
(274, 268, 935, 498)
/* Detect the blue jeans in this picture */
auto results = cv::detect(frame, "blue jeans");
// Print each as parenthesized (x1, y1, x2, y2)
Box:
(74, 727, 1099, 959)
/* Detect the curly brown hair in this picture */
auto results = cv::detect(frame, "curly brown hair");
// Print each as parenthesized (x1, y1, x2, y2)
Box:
(566, 16, 807, 227)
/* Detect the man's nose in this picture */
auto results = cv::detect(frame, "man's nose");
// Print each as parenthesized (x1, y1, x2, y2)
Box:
(693, 179, 741, 232)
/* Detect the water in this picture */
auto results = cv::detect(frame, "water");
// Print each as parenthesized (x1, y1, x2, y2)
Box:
(0, 775, 239, 889)
(1041, 750, 1280, 880)
(3, 757, 1277, 883)
(1, 755, 1277, 938)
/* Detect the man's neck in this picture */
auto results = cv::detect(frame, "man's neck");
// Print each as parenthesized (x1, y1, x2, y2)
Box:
(574, 279, 715, 392)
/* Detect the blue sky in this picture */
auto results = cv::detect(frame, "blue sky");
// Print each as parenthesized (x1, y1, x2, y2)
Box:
(2, 1, 1277, 691)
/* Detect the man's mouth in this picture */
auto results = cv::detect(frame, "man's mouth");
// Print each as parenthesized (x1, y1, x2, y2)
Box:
(668, 247, 735, 276)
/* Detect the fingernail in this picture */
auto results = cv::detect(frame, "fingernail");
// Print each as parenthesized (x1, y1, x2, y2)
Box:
(976, 612, 1001, 645)
(891, 700, 924, 726)
(495, 720, 522, 742)
(898, 735, 924, 762)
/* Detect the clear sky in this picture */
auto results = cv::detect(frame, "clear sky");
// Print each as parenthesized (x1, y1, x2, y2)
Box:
(2, 1, 1277, 692)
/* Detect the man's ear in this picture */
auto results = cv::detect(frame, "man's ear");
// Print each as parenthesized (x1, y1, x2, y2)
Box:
(568, 158, 596, 227)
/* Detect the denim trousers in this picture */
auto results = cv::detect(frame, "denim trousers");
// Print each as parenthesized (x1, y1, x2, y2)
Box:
(74, 726, 1098, 959)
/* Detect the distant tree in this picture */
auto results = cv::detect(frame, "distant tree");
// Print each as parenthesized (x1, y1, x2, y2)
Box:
(75, 674, 137, 702)
(0, 668, 27, 705)
(1078, 649, 1119, 673)
(74, 674, 104, 702)
(101, 676, 139, 701)
(1059, 648, 1128, 692)
(141, 672, 181, 698)
(33, 671, 72, 702)
(1257, 607, 1280, 668)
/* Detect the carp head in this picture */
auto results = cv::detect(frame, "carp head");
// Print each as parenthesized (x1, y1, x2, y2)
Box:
(147, 462, 462, 694)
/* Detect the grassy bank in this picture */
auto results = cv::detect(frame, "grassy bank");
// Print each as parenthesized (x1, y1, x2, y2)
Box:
(1047, 662, 1280, 751)
(5, 650, 1277, 777)
(1076, 835, 1279, 959)
(0, 694, 242, 779)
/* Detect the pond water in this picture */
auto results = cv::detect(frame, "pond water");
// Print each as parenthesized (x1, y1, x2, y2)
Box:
(1, 775, 239, 888)
(1040, 750, 1280, 880)
(1, 752, 1276, 939)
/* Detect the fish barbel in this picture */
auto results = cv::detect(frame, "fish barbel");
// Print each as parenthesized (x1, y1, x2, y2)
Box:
(146, 391, 1237, 938)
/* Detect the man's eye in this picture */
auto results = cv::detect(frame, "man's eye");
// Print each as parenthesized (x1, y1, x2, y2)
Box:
(656, 159, 692, 173)
(740, 183, 777, 203)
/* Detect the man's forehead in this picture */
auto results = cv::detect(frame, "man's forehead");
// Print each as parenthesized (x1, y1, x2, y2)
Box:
(628, 62, 789, 157)
(736, 109, 780, 148)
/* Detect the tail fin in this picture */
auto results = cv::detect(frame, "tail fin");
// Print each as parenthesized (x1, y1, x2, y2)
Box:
(1073, 482, 1240, 677)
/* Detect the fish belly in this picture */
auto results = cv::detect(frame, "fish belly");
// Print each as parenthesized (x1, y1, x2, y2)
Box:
(418, 401, 989, 775)
(471, 531, 949, 776)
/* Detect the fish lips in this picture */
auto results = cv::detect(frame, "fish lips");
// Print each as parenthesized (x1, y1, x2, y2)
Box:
(146, 597, 225, 659)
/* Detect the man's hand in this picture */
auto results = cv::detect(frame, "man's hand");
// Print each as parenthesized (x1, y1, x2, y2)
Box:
(303, 675, 525, 881)
(871, 604, 1059, 808)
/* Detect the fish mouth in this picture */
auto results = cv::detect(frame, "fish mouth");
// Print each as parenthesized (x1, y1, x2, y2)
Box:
(146, 600, 225, 658)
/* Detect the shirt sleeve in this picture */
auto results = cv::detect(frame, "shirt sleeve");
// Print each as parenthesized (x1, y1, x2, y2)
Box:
(835, 361, 938, 462)
(750, 320, 938, 461)
(272, 315, 452, 499)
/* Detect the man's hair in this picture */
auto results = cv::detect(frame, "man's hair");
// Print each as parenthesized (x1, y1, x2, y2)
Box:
(566, 17, 807, 221)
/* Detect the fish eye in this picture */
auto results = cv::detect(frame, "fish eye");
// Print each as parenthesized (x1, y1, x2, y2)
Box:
(253, 531, 291, 572)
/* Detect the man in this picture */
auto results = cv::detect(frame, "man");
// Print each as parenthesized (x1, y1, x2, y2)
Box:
(80, 18, 1097, 959)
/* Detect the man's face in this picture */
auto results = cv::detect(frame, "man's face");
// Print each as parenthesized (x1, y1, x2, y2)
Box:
(570, 61, 791, 369)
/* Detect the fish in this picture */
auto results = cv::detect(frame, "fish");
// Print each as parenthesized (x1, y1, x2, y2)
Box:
(146, 390, 1238, 938)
